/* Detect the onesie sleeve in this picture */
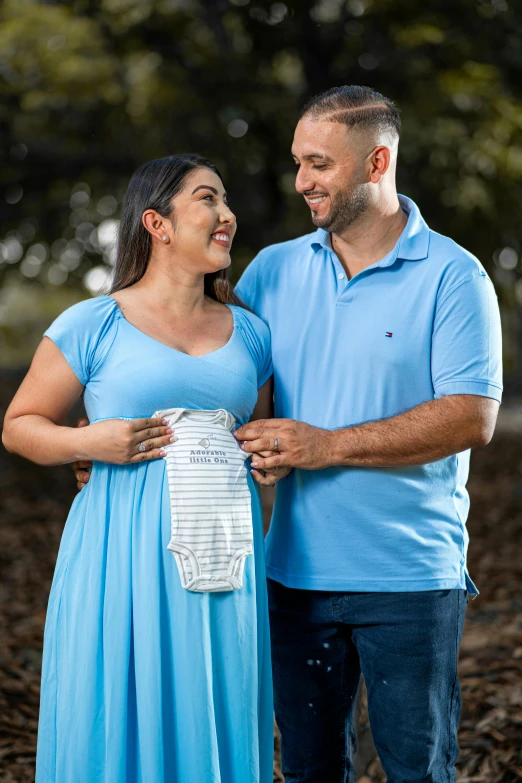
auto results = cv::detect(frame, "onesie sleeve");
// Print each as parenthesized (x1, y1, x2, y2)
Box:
(431, 272, 503, 401)
(43, 296, 119, 386)
(234, 307, 273, 389)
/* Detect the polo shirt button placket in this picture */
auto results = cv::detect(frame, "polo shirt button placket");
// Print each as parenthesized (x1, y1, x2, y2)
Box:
(337, 274, 353, 306)
(335, 266, 351, 305)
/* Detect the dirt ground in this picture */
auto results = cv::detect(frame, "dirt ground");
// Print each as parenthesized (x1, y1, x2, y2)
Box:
(1, 398, 521, 781)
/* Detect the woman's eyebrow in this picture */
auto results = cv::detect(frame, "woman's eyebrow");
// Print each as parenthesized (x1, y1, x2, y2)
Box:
(192, 185, 219, 195)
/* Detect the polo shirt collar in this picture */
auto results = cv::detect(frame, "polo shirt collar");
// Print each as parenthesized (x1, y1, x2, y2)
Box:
(311, 227, 332, 252)
(395, 195, 430, 261)
(310, 194, 430, 264)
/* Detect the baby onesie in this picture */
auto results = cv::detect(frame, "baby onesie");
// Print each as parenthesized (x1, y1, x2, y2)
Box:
(153, 407, 253, 592)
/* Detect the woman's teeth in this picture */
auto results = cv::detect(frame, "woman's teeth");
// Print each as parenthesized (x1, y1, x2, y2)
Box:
(212, 234, 229, 242)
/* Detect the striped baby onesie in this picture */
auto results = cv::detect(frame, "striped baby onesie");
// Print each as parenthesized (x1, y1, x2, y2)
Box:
(153, 408, 253, 593)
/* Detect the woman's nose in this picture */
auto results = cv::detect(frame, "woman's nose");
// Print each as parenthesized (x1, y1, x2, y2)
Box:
(220, 205, 236, 224)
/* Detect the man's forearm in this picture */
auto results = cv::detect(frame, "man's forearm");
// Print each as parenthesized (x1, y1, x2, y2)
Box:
(326, 395, 499, 468)
(234, 395, 499, 471)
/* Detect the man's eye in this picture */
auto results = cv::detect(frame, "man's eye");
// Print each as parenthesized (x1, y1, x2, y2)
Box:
(312, 164, 327, 170)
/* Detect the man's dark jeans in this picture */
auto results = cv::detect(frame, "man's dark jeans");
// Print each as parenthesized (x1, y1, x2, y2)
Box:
(268, 579, 467, 783)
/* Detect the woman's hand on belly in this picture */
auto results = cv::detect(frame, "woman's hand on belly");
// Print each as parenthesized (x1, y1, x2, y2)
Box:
(74, 416, 174, 467)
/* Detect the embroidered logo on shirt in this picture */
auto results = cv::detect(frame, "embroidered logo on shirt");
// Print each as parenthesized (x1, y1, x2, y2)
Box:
(385, 332, 393, 338)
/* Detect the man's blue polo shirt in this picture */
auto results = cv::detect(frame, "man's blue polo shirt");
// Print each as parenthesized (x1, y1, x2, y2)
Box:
(236, 196, 502, 593)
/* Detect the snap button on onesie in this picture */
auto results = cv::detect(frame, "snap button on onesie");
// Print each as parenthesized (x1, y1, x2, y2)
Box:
(153, 408, 253, 592)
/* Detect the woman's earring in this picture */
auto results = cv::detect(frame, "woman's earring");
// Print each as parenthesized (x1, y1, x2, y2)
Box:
(162, 235, 168, 242)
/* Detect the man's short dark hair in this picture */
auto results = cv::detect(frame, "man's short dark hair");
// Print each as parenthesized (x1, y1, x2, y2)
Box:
(300, 85, 401, 140)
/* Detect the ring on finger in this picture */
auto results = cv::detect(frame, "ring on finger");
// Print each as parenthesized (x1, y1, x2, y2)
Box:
(274, 437, 279, 452)
(138, 442, 146, 453)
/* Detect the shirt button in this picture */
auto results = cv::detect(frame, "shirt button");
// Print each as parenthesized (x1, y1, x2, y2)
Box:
(338, 273, 345, 280)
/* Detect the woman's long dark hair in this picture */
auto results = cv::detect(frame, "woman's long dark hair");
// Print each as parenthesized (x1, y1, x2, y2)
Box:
(110, 154, 244, 307)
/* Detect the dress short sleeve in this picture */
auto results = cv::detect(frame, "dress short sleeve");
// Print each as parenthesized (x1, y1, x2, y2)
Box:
(44, 296, 120, 386)
(232, 306, 273, 389)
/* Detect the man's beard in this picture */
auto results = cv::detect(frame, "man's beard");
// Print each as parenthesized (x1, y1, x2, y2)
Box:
(311, 182, 371, 234)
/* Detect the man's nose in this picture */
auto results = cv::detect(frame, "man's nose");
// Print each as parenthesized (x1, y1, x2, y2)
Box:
(295, 167, 314, 195)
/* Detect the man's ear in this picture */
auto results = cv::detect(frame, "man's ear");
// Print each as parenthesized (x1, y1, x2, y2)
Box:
(367, 145, 391, 184)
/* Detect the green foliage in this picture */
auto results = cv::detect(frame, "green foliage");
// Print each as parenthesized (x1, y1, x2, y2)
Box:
(1, 0, 521, 367)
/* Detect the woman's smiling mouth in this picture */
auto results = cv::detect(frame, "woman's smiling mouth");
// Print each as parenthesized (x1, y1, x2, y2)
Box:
(211, 230, 231, 247)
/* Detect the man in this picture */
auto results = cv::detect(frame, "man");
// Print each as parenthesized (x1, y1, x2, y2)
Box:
(232, 86, 502, 782)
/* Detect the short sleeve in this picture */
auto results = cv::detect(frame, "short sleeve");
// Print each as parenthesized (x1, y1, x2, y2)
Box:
(233, 307, 273, 389)
(431, 273, 503, 401)
(43, 297, 119, 386)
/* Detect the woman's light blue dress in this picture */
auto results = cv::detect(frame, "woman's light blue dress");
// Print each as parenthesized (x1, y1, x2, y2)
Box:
(36, 296, 274, 783)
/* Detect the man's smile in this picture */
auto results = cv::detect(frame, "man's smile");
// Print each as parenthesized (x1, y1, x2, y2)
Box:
(305, 194, 328, 209)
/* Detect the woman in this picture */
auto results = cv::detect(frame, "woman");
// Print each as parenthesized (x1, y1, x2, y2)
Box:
(2, 154, 287, 782)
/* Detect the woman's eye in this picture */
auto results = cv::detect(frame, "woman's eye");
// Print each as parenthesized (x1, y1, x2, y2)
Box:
(202, 194, 214, 201)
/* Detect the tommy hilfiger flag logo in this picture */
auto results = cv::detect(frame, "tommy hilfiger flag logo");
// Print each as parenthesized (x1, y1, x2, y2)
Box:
(385, 332, 393, 338)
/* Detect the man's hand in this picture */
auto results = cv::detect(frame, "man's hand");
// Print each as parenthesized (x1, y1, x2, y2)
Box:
(72, 418, 92, 489)
(234, 419, 333, 471)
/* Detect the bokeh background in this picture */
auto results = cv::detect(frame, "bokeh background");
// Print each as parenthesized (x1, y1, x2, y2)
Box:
(1, 1, 521, 781)
(1, 0, 522, 373)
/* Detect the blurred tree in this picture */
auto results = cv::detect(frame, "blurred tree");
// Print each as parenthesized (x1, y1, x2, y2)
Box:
(0, 0, 521, 372)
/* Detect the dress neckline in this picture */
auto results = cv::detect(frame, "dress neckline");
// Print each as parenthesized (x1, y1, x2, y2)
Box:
(105, 296, 237, 359)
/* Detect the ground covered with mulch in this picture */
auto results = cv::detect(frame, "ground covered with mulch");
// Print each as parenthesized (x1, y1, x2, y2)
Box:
(1, 404, 521, 781)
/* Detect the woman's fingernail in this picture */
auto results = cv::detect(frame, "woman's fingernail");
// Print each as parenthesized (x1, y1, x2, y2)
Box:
(161, 419, 168, 424)
(170, 435, 177, 442)
(166, 428, 173, 434)
(159, 450, 166, 457)
(251, 461, 259, 468)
